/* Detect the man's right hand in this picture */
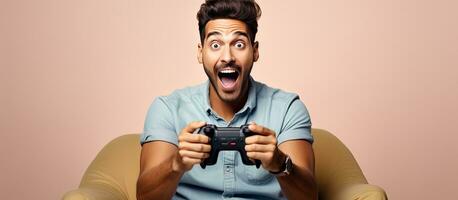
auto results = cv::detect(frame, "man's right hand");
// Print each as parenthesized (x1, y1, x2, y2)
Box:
(137, 121, 210, 200)
(172, 121, 211, 172)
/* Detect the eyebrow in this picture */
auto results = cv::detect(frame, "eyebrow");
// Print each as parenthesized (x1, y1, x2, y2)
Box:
(205, 31, 250, 41)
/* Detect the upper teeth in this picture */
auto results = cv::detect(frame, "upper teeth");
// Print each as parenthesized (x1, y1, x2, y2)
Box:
(220, 69, 236, 73)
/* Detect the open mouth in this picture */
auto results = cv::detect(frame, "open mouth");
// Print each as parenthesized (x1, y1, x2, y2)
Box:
(217, 68, 240, 90)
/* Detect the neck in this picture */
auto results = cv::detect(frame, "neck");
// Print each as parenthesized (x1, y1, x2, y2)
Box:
(209, 83, 249, 122)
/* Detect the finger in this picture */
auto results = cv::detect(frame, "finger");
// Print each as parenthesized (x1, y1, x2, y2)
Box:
(245, 135, 276, 145)
(183, 121, 207, 134)
(245, 144, 276, 152)
(246, 151, 274, 161)
(179, 142, 211, 153)
(181, 157, 203, 165)
(248, 123, 275, 136)
(179, 150, 210, 159)
(179, 133, 210, 143)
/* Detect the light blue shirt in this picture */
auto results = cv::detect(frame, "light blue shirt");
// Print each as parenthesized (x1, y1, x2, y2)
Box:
(140, 77, 313, 200)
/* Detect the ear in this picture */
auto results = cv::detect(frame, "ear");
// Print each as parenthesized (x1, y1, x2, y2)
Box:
(253, 41, 259, 62)
(197, 43, 203, 64)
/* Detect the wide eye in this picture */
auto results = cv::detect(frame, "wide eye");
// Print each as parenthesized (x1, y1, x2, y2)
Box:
(211, 42, 220, 49)
(235, 41, 245, 49)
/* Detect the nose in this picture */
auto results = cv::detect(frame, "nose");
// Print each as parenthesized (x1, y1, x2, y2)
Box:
(221, 46, 235, 65)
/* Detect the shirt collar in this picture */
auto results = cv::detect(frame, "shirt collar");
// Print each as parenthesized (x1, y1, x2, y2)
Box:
(202, 76, 257, 115)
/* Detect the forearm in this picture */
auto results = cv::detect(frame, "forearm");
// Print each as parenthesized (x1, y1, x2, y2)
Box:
(277, 164, 318, 200)
(136, 158, 184, 200)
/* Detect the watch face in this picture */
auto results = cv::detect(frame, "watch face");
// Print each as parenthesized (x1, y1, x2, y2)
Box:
(270, 155, 292, 176)
(285, 156, 292, 175)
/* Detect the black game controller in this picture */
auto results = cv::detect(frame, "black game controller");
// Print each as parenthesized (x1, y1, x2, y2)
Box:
(196, 124, 261, 169)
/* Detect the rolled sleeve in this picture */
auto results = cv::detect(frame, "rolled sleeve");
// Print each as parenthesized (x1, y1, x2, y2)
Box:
(140, 97, 178, 146)
(277, 97, 314, 145)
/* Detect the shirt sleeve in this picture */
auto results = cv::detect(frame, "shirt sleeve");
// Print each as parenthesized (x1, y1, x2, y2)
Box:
(277, 97, 314, 145)
(140, 97, 178, 146)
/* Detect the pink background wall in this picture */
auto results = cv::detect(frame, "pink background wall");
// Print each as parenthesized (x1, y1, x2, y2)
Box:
(1, 0, 457, 199)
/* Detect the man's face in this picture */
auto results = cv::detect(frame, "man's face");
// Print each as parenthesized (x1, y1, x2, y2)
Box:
(198, 19, 259, 103)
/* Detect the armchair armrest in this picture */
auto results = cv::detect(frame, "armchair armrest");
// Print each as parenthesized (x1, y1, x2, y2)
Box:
(63, 134, 141, 200)
(335, 184, 388, 200)
(62, 186, 126, 200)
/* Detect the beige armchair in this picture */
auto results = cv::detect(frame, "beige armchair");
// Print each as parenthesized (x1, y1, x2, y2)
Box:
(62, 129, 387, 200)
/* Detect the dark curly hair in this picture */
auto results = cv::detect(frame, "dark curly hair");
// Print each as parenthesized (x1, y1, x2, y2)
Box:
(196, 0, 262, 44)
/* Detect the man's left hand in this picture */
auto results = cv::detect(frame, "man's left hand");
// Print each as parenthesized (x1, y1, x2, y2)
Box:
(245, 122, 286, 172)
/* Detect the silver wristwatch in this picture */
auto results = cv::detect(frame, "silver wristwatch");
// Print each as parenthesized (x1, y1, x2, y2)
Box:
(269, 155, 293, 176)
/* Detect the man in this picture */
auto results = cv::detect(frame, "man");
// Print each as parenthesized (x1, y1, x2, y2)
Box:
(136, 0, 317, 199)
